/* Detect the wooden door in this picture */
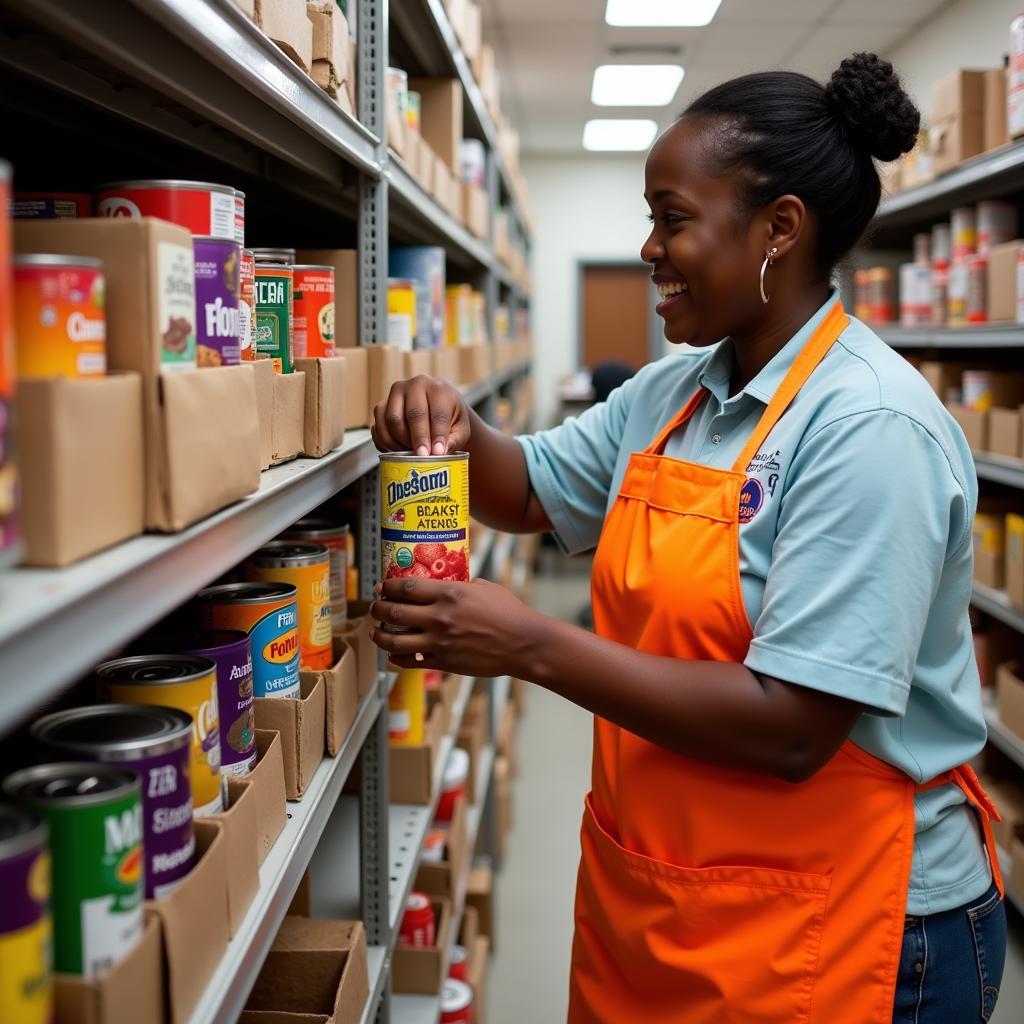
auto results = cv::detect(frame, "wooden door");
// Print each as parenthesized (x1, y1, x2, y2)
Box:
(581, 264, 651, 371)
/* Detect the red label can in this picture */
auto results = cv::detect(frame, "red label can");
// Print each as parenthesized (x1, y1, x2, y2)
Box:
(440, 979, 473, 1023)
(233, 190, 245, 247)
(398, 892, 436, 947)
(448, 944, 469, 982)
(95, 179, 236, 240)
(292, 265, 336, 358)
(239, 249, 255, 361)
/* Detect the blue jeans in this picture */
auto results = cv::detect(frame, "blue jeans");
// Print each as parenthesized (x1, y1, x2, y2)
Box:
(894, 881, 1007, 1022)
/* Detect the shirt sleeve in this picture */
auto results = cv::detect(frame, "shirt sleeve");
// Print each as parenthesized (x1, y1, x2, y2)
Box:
(515, 374, 637, 555)
(744, 409, 972, 716)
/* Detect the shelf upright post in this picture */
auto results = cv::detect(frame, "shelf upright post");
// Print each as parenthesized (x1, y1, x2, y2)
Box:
(484, 143, 499, 344)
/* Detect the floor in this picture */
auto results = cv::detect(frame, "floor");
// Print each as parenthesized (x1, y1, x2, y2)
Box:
(489, 556, 1024, 1023)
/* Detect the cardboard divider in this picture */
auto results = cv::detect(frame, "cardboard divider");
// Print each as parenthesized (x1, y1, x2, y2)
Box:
(306, 1, 351, 109)
(255, 677, 327, 799)
(147, 820, 230, 1024)
(457, 693, 489, 803)
(947, 403, 987, 452)
(208, 777, 261, 936)
(997, 662, 1024, 741)
(337, 348, 371, 429)
(242, 917, 369, 1024)
(403, 349, 434, 379)
(53, 912, 164, 1024)
(271, 370, 307, 465)
(251, 359, 276, 470)
(497, 700, 518, 778)
(337, 603, 380, 698)
(390, 701, 445, 804)
(462, 182, 489, 240)
(431, 346, 461, 384)
(250, 730, 289, 861)
(458, 906, 490, 1024)
(988, 407, 1023, 459)
(302, 637, 360, 756)
(257, 0, 313, 73)
(415, 793, 468, 900)
(494, 753, 512, 863)
(368, 345, 404, 408)
(392, 896, 453, 995)
(295, 356, 346, 457)
(466, 867, 495, 950)
(17, 374, 144, 567)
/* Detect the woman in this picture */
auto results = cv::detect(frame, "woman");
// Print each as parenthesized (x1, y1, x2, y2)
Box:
(371, 53, 1008, 1023)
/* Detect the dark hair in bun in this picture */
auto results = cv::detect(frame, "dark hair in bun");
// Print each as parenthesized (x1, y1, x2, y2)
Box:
(684, 53, 920, 275)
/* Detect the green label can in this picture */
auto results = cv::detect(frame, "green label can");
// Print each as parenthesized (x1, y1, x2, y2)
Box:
(3, 764, 143, 977)
(254, 263, 293, 373)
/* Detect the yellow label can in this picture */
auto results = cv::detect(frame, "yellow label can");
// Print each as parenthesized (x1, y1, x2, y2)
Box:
(389, 668, 426, 745)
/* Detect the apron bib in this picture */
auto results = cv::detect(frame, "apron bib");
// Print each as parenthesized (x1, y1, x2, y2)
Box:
(568, 302, 1004, 1024)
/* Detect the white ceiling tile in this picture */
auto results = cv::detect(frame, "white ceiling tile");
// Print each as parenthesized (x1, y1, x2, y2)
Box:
(687, 22, 808, 71)
(828, 0, 950, 26)
(717, 0, 835, 22)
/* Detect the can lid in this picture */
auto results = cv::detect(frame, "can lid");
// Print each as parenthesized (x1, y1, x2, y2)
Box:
(442, 747, 470, 791)
(250, 247, 296, 262)
(380, 451, 469, 462)
(95, 653, 216, 686)
(441, 979, 473, 1012)
(197, 581, 298, 604)
(406, 892, 431, 912)
(3, 763, 140, 806)
(234, 189, 246, 200)
(96, 179, 235, 195)
(388, 278, 416, 288)
(14, 253, 103, 269)
(449, 944, 468, 965)
(282, 518, 350, 540)
(182, 630, 251, 655)
(193, 235, 242, 246)
(249, 541, 330, 566)
(31, 704, 193, 756)
(0, 802, 47, 858)
(291, 265, 335, 273)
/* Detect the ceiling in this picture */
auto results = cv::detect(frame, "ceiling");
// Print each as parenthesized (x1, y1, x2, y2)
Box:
(478, 0, 951, 154)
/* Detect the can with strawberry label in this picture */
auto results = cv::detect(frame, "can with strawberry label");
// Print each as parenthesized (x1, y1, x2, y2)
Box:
(379, 452, 470, 632)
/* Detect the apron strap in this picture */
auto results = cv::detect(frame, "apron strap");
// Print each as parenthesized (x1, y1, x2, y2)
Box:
(648, 387, 708, 456)
(732, 301, 849, 474)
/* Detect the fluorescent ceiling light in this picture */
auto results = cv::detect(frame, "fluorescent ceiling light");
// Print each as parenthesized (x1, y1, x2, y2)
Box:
(605, 0, 722, 27)
(592, 65, 684, 106)
(583, 119, 658, 151)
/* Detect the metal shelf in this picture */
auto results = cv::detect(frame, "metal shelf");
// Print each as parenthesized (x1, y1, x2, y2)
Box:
(971, 582, 1024, 635)
(188, 685, 385, 1024)
(469, 527, 497, 580)
(984, 704, 1024, 772)
(878, 326, 1024, 349)
(0, 429, 378, 733)
(996, 843, 1024, 916)
(974, 452, 1024, 489)
(360, 945, 390, 1024)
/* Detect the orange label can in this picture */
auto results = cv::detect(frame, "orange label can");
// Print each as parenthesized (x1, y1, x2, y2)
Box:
(14, 255, 106, 380)
(245, 542, 333, 670)
(292, 265, 336, 358)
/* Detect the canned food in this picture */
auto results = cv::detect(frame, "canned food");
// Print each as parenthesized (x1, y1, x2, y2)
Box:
(233, 190, 245, 247)
(389, 668, 426, 745)
(157, 240, 198, 371)
(182, 631, 257, 779)
(931, 223, 951, 267)
(96, 179, 236, 240)
(437, 746, 469, 824)
(446, 284, 473, 347)
(963, 370, 994, 412)
(422, 827, 448, 864)
(194, 237, 242, 367)
(387, 67, 409, 120)
(976, 201, 1017, 253)
(250, 248, 296, 266)
(13, 192, 92, 219)
(387, 278, 416, 351)
(899, 263, 931, 329)
(460, 139, 486, 187)
(14, 254, 106, 379)
(407, 90, 422, 135)
(380, 453, 470, 617)
(912, 232, 931, 267)
(951, 207, 977, 263)
(0, 804, 51, 1024)
(96, 655, 223, 816)
(966, 253, 988, 324)
(32, 705, 195, 899)
(198, 582, 301, 699)
(0, 160, 18, 568)
(440, 978, 473, 1023)
(281, 518, 349, 630)
(240, 248, 255, 360)
(947, 263, 969, 327)
(3, 764, 143, 977)
(246, 542, 333, 670)
(448, 944, 469, 982)
(255, 263, 294, 373)
(292, 265, 336, 359)
(398, 892, 435, 947)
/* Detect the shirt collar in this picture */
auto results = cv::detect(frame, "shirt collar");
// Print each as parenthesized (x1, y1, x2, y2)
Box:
(697, 290, 841, 406)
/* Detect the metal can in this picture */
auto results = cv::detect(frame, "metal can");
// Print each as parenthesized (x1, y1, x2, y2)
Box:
(182, 631, 257, 779)
(250, 248, 296, 266)
(966, 253, 988, 324)
(198, 582, 301, 699)
(281, 519, 349, 630)
(976, 200, 1017, 253)
(233, 190, 246, 247)
(422, 827, 448, 864)
(346, 527, 359, 602)
(460, 139, 486, 187)
(398, 892, 435, 947)
(246, 542, 333, 670)
(0, 803, 51, 1024)
(448, 944, 469, 982)
(440, 978, 473, 1023)
(31, 705, 196, 900)
(194, 237, 242, 367)
(239, 248, 255, 361)
(437, 747, 469, 824)
(912, 232, 931, 267)
(963, 370, 994, 412)
(387, 67, 408, 121)
(389, 668, 426, 745)
(95, 179, 236, 240)
(387, 278, 417, 351)
(14, 254, 106, 379)
(96, 655, 223, 816)
(13, 192, 92, 219)
(255, 262, 294, 373)
(407, 90, 422, 135)
(446, 284, 473, 347)
(292, 265, 336, 359)
(951, 206, 977, 263)
(380, 453, 470, 615)
(0, 160, 18, 569)
(3, 764, 143, 978)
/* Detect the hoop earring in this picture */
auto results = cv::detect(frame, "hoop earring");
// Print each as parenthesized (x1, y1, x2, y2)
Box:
(759, 247, 779, 305)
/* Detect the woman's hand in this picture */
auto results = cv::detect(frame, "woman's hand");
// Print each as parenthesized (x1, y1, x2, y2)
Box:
(372, 375, 471, 456)
(370, 577, 548, 678)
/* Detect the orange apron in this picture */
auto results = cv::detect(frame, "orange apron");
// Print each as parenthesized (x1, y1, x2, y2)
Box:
(569, 301, 1004, 1024)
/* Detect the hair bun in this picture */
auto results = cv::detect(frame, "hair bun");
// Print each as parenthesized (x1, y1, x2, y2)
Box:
(825, 52, 920, 162)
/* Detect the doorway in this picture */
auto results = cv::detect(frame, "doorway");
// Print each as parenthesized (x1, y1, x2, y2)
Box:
(578, 262, 660, 372)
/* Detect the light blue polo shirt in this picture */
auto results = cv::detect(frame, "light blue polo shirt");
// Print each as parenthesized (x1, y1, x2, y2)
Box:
(518, 292, 992, 915)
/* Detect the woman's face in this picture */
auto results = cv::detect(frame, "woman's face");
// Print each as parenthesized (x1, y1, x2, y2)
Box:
(642, 118, 767, 347)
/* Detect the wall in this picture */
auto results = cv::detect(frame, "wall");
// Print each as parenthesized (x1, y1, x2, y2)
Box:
(521, 153, 649, 424)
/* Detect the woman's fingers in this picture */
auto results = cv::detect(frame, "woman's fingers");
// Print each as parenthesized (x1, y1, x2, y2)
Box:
(369, 598, 434, 631)
(371, 377, 470, 455)
(426, 380, 454, 455)
(378, 577, 453, 605)
(371, 626, 436, 658)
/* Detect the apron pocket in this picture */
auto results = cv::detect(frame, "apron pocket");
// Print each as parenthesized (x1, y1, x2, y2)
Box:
(574, 796, 831, 1024)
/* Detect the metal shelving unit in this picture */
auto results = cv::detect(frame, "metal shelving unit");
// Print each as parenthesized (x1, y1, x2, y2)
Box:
(984, 704, 1024, 772)
(972, 581, 1024, 635)
(878, 325, 1024, 348)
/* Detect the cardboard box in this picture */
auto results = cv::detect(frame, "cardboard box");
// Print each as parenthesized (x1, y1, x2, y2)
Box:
(53, 913, 164, 1024)
(495, 752, 511, 862)
(388, 90, 407, 158)
(458, 343, 490, 385)
(457, 693, 488, 804)
(431, 150, 450, 202)
(997, 661, 1024, 741)
(271, 370, 307, 464)
(930, 70, 986, 176)
(392, 896, 452, 994)
(410, 78, 464, 172)
(988, 407, 1022, 458)
(306, 1, 350, 101)
(338, 347, 371, 428)
(417, 138, 437, 191)
(304, 637, 360, 756)
(255, 676, 326, 799)
(459, 907, 489, 1024)
(338, 601, 379, 697)
(295, 250, 358, 350)
(462, 182, 489, 240)
(148, 820, 230, 1024)
(404, 130, 422, 175)
(465, 867, 494, 948)
(459, 1, 482, 61)
(14, 218, 262, 531)
(414, 794, 468, 900)
(1007, 514, 1024, 609)
(345, 35, 356, 116)
(16, 375, 144, 567)
(987, 240, 1021, 321)
(367, 345, 404, 407)
(497, 700, 518, 778)
(403, 349, 434, 379)
(251, 730, 289, 860)
(295, 356, 346, 457)
(243, 917, 369, 1024)
(948, 403, 987, 451)
(430, 346, 460, 383)
(208, 777, 261, 936)
(257, 0, 313, 73)
(251, 359, 276, 470)
(390, 701, 445, 804)
(234, 0, 257, 17)
(918, 357, 961, 400)
(985, 67, 1009, 152)
(985, 777, 1024, 851)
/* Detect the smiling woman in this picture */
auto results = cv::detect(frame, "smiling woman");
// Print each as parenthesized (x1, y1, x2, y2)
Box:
(372, 51, 1007, 1024)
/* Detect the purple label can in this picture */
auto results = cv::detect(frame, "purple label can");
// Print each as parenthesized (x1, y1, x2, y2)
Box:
(184, 630, 257, 779)
(31, 705, 196, 900)
(193, 236, 241, 367)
